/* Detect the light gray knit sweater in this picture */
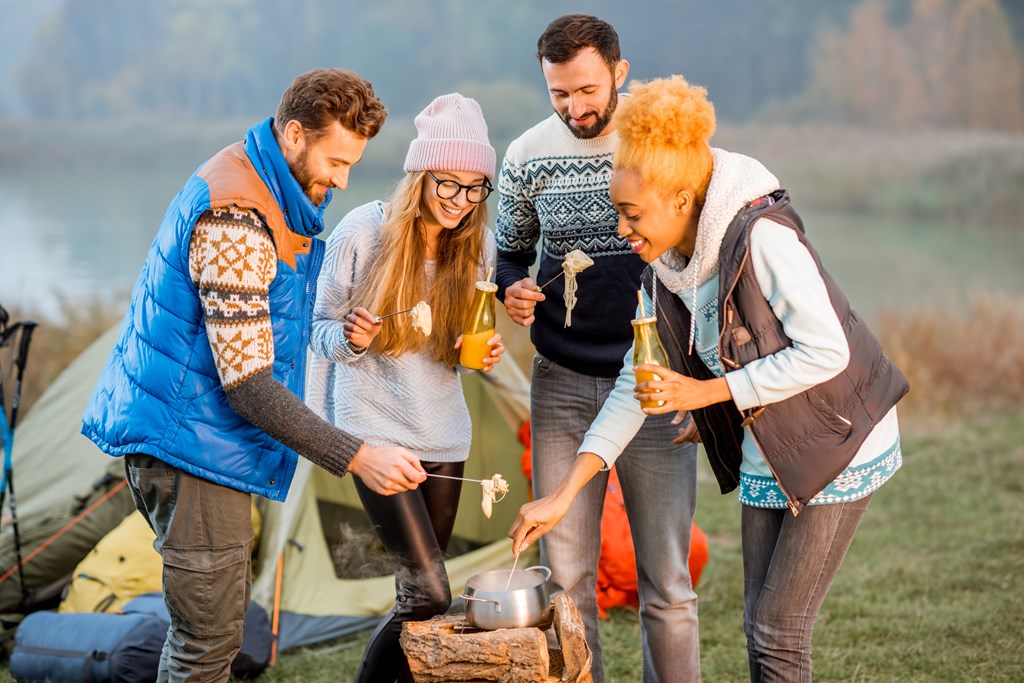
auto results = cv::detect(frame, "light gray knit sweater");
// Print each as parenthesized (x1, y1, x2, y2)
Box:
(306, 201, 496, 463)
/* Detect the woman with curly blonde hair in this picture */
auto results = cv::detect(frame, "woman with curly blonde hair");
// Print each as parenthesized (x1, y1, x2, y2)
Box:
(511, 76, 908, 682)
(308, 93, 505, 683)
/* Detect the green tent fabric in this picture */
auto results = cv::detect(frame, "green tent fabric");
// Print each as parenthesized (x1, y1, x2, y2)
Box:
(0, 326, 135, 615)
(0, 324, 534, 652)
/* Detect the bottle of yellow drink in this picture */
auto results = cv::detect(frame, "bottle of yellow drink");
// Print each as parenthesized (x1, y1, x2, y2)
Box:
(632, 315, 670, 409)
(460, 280, 498, 370)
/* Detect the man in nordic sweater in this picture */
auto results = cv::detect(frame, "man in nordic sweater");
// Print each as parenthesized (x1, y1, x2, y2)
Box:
(82, 70, 426, 682)
(497, 15, 700, 683)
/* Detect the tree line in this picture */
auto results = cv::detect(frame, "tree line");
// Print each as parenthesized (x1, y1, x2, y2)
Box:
(6, 0, 1023, 131)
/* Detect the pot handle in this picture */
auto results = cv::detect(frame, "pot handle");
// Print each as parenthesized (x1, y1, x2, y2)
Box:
(459, 594, 502, 613)
(524, 566, 552, 582)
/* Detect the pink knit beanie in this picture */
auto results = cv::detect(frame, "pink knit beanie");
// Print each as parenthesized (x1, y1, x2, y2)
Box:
(403, 93, 495, 181)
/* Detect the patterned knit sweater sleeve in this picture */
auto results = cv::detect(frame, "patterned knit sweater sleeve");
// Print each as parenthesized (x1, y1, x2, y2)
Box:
(188, 207, 362, 477)
(494, 138, 540, 298)
(188, 206, 278, 390)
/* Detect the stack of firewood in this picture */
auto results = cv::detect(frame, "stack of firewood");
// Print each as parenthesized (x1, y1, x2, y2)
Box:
(401, 593, 593, 683)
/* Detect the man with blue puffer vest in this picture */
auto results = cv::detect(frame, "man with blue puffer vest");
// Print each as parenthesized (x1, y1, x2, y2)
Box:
(82, 69, 427, 682)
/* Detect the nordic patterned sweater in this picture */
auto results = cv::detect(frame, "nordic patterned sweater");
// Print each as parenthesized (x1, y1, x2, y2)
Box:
(306, 201, 496, 463)
(495, 114, 645, 378)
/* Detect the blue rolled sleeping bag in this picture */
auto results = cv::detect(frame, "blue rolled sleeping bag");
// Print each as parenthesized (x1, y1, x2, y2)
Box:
(9, 593, 272, 682)
(9, 610, 167, 683)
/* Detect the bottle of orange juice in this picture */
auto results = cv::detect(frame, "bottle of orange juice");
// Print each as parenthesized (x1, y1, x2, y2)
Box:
(460, 280, 498, 370)
(632, 315, 670, 409)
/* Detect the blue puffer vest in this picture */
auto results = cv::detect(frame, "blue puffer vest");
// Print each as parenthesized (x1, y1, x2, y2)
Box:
(82, 131, 325, 501)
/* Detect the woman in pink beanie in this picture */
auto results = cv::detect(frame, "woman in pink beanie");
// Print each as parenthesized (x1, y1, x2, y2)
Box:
(307, 93, 504, 683)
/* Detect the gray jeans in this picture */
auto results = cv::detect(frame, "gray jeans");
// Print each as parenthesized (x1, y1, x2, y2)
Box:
(531, 355, 700, 683)
(125, 454, 254, 683)
(741, 494, 874, 683)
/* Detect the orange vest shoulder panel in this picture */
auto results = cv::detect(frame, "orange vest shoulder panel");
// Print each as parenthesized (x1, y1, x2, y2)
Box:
(197, 142, 310, 270)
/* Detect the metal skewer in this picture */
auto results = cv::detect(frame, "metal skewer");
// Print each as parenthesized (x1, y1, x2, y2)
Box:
(422, 473, 508, 504)
(535, 271, 565, 292)
(422, 472, 492, 485)
(504, 548, 521, 592)
(375, 307, 415, 323)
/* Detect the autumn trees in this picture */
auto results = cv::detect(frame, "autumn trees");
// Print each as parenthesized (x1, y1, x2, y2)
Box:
(805, 0, 1023, 131)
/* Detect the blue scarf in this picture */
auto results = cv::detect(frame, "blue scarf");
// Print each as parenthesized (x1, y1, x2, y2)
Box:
(244, 117, 331, 237)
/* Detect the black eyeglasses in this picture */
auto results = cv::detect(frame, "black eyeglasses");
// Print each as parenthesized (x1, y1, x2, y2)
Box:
(426, 170, 493, 204)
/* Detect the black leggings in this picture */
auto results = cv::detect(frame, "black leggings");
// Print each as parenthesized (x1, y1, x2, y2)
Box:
(353, 460, 464, 683)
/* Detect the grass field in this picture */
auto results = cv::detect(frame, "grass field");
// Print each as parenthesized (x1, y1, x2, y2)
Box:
(244, 413, 1024, 682)
(0, 416, 1019, 680)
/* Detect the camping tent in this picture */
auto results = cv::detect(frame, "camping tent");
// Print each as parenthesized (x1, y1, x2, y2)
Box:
(0, 324, 533, 652)
(0, 326, 137, 616)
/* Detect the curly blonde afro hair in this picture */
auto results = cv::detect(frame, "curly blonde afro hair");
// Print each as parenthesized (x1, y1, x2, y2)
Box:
(614, 75, 716, 204)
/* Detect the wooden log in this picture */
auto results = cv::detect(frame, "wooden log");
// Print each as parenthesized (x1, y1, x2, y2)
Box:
(550, 594, 593, 683)
(401, 614, 550, 683)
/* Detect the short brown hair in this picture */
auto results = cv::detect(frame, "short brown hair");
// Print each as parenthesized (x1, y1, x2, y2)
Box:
(275, 69, 387, 141)
(536, 14, 620, 69)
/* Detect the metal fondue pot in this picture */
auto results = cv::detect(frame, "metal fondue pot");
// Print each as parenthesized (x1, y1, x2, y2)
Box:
(460, 566, 552, 630)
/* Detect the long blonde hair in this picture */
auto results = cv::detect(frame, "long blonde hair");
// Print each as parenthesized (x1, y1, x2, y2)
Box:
(349, 171, 489, 366)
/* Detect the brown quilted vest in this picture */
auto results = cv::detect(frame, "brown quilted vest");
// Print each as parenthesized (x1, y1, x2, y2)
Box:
(650, 190, 909, 514)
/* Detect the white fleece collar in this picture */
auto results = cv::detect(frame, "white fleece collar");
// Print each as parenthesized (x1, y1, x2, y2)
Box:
(653, 148, 780, 295)
(650, 148, 780, 351)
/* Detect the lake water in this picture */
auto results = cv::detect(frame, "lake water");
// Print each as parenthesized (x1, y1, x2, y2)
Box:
(0, 158, 390, 320)
(2, 149, 1022, 323)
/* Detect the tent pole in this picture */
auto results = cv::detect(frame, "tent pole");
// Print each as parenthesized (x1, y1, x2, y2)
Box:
(270, 550, 284, 666)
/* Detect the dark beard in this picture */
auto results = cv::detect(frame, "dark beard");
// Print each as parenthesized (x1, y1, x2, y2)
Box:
(291, 147, 328, 204)
(561, 88, 618, 140)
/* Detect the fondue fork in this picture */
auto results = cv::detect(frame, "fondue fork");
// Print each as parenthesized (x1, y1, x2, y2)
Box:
(374, 307, 416, 323)
(503, 549, 521, 592)
(421, 472, 509, 504)
(535, 271, 565, 292)
(422, 472, 492, 485)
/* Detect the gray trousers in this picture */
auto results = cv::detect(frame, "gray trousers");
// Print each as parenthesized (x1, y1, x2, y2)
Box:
(742, 495, 874, 683)
(125, 454, 254, 683)
(531, 355, 701, 683)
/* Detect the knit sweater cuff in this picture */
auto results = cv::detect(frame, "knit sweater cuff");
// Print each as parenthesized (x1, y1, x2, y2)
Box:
(225, 369, 362, 477)
(495, 251, 532, 302)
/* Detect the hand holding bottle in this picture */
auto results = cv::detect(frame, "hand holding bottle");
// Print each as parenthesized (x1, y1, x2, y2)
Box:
(631, 312, 671, 408)
(460, 280, 500, 369)
(634, 365, 732, 414)
(455, 332, 505, 372)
